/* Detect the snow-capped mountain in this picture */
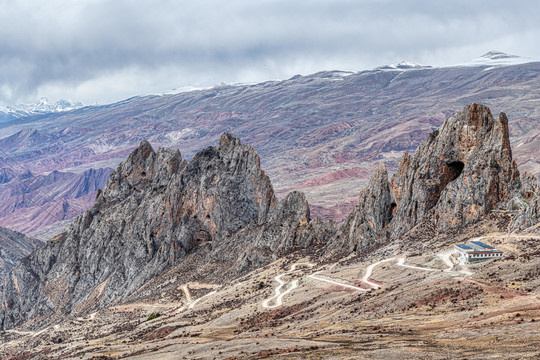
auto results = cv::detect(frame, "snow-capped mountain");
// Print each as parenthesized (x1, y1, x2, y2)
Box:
(0, 98, 85, 123)
(375, 61, 432, 71)
(373, 51, 536, 72)
(453, 50, 535, 68)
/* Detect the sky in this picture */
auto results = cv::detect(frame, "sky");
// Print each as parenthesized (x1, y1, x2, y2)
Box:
(1, 0, 539, 106)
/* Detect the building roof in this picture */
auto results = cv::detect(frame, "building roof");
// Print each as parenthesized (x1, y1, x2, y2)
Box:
(471, 240, 494, 249)
(455, 241, 501, 253)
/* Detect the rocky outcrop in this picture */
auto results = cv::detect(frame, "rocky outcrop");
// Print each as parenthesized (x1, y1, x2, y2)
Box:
(330, 163, 392, 253)
(0, 104, 526, 329)
(390, 103, 519, 234)
(330, 104, 521, 253)
(0, 227, 42, 284)
(0, 133, 329, 330)
(509, 171, 540, 231)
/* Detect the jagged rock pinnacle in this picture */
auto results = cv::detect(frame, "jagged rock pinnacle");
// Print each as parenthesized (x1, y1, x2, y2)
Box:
(332, 163, 392, 253)
(218, 132, 241, 148)
(328, 104, 521, 255)
(0, 133, 325, 330)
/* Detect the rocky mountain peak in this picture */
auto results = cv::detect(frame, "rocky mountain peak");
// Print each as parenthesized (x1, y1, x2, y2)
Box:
(329, 104, 521, 254)
(390, 103, 519, 233)
(216, 133, 266, 181)
(0, 133, 318, 329)
(123, 140, 158, 176)
(441, 103, 512, 158)
(94, 141, 183, 213)
(218, 132, 241, 148)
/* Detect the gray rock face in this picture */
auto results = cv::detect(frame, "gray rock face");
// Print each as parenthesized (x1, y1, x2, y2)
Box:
(330, 104, 521, 254)
(0, 227, 41, 283)
(509, 171, 540, 231)
(0, 133, 328, 330)
(330, 163, 392, 253)
(390, 104, 519, 234)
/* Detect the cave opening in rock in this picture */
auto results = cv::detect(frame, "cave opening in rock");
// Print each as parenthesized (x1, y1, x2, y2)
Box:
(447, 161, 464, 182)
(433, 160, 466, 209)
(387, 202, 397, 222)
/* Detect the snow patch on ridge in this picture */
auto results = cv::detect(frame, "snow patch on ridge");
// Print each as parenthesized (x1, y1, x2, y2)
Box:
(375, 61, 432, 71)
(165, 128, 197, 143)
(451, 51, 536, 69)
(0, 98, 85, 121)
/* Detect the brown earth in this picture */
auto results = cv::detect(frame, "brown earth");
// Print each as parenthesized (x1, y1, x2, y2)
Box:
(1, 214, 538, 359)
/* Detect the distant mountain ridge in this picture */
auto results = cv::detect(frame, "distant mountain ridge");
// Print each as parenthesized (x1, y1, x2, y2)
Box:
(0, 167, 113, 236)
(0, 52, 539, 234)
(458, 50, 535, 67)
(0, 98, 85, 123)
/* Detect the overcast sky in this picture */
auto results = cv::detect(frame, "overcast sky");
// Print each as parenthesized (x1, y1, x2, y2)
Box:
(1, 0, 539, 106)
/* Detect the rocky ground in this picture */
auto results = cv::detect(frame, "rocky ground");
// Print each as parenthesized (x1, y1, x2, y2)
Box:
(1, 215, 538, 359)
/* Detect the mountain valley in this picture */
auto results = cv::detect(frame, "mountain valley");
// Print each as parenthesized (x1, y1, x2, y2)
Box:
(0, 103, 538, 359)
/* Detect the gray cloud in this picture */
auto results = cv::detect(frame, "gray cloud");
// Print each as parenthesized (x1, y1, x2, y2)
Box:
(1, 0, 539, 105)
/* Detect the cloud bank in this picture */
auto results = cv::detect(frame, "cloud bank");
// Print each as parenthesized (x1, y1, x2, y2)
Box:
(1, 0, 539, 105)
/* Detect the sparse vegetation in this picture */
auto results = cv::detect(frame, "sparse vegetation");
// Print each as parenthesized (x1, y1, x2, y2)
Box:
(146, 313, 161, 321)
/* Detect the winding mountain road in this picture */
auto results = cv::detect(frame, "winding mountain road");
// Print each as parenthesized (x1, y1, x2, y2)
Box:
(308, 272, 368, 292)
(261, 248, 483, 309)
(174, 283, 219, 313)
(262, 263, 315, 308)
(263, 262, 374, 308)
(262, 275, 299, 308)
(396, 257, 439, 272)
(361, 258, 395, 289)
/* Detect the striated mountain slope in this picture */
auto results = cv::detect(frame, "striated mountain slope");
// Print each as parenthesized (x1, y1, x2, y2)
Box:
(0, 226, 41, 283)
(0, 168, 112, 235)
(0, 54, 540, 233)
(0, 134, 332, 330)
(329, 104, 522, 254)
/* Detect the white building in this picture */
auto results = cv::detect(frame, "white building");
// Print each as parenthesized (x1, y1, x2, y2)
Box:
(454, 241, 504, 262)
